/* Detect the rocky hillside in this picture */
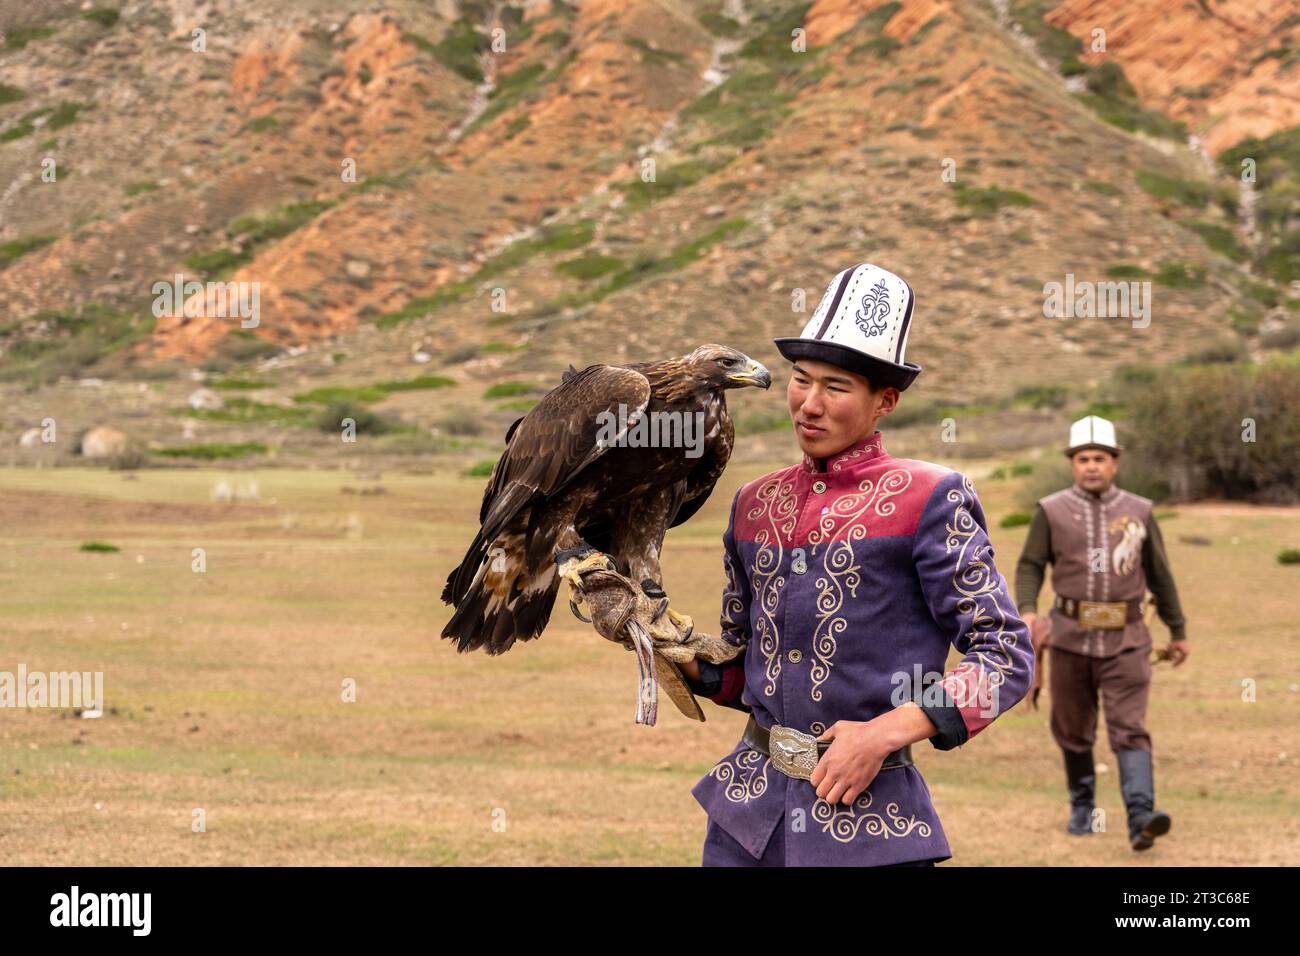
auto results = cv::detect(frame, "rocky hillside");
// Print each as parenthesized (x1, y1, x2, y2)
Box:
(2, 0, 1297, 470)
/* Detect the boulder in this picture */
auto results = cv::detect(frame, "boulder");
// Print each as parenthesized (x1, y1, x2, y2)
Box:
(81, 427, 128, 459)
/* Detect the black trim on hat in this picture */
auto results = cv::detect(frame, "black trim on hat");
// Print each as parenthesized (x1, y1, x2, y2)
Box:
(895, 278, 915, 363)
(813, 267, 855, 340)
(773, 337, 922, 391)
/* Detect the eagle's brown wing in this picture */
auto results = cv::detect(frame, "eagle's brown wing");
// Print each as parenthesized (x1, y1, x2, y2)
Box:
(445, 364, 651, 607)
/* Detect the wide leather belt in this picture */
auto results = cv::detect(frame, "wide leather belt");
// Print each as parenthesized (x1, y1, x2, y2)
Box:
(742, 714, 913, 781)
(1053, 595, 1142, 630)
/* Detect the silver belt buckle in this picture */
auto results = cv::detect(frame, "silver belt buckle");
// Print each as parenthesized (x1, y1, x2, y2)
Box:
(769, 724, 820, 781)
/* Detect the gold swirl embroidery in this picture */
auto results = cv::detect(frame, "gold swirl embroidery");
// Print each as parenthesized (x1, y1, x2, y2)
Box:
(941, 475, 1021, 699)
(748, 474, 798, 697)
(811, 791, 933, 843)
(708, 749, 770, 804)
(805, 469, 913, 701)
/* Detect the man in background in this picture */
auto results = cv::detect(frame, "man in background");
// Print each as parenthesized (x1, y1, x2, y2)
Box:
(1016, 415, 1188, 851)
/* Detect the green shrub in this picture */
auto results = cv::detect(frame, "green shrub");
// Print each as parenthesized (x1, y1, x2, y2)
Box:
(950, 182, 1036, 217)
(81, 8, 120, 27)
(1000, 512, 1032, 528)
(80, 541, 120, 553)
(186, 398, 314, 426)
(0, 234, 55, 269)
(1186, 220, 1247, 261)
(0, 83, 24, 104)
(46, 101, 90, 131)
(1118, 354, 1300, 502)
(1135, 170, 1209, 208)
(466, 459, 497, 477)
(432, 19, 489, 83)
(0, 302, 145, 386)
(739, 2, 817, 68)
(154, 442, 269, 460)
(1106, 264, 1150, 278)
(484, 381, 537, 399)
(556, 253, 625, 279)
(315, 399, 390, 435)
(4, 25, 56, 50)
(1278, 548, 1300, 565)
(1084, 180, 1123, 197)
(210, 377, 269, 390)
(182, 247, 250, 275)
(698, 13, 740, 37)
(1154, 262, 1206, 288)
(1012, 384, 1069, 409)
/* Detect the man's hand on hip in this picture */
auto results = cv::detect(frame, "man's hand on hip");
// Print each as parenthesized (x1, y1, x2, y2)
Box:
(810, 720, 893, 805)
(811, 704, 939, 805)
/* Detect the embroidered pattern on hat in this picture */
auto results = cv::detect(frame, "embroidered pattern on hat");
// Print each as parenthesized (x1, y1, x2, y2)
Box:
(854, 278, 891, 338)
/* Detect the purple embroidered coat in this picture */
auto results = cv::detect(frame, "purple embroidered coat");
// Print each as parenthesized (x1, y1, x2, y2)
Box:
(690, 430, 1035, 865)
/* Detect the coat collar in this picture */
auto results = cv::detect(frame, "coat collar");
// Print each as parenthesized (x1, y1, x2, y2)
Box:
(801, 430, 888, 475)
(1069, 481, 1120, 504)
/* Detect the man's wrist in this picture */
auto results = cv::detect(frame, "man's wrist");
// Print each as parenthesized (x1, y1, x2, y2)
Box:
(876, 702, 939, 751)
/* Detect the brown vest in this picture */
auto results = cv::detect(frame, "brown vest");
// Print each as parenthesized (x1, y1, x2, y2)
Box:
(1040, 483, 1152, 658)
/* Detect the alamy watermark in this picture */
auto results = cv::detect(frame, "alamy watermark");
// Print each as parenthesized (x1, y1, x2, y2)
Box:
(1043, 273, 1151, 328)
(595, 404, 707, 459)
(889, 664, 999, 719)
(152, 273, 260, 328)
(0, 664, 103, 713)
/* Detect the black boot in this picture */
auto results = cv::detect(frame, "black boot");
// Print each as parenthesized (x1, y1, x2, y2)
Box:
(1062, 748, 1096, 835)
(1116, 748, 1172, 851)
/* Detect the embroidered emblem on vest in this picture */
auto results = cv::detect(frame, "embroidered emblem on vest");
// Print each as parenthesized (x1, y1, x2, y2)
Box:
(1110, 515, 1146, 576)
(854, 279, 891, 338)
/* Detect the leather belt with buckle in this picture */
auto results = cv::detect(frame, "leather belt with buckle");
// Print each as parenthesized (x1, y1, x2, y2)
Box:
(1053, 595, 1141, 630)
(741, 714, 913, 781)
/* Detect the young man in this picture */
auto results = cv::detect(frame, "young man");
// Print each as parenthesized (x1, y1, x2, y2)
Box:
(1015, 416, 1187, 851)
(680, 263, 1035, 866)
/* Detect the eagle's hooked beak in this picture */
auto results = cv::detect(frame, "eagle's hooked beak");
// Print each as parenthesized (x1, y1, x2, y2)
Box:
(729, 359, 772, 390)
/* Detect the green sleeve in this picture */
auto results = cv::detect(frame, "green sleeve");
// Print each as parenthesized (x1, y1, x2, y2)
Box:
(1014, 504, 1051, 614)
(1142, 512, 1187, 641)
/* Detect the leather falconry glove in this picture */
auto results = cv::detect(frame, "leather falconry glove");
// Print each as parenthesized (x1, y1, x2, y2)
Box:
(557, 551, 742, 725)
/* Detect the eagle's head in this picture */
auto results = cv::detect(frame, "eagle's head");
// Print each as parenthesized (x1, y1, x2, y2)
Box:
(687, 344, 772, 391)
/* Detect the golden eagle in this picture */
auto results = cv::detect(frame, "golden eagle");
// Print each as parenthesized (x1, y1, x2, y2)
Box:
(441, 344, 771, 656)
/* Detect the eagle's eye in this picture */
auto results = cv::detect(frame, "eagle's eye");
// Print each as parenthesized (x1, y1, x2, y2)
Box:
(719, 357, 736, 368)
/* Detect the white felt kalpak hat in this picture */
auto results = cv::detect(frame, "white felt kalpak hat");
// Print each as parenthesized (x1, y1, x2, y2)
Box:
(1065, 415, 1122, 456)
(773, 263, 921, 390)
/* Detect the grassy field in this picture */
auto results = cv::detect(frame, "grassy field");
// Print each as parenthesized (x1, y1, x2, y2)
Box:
(0, 457, 1296, 865)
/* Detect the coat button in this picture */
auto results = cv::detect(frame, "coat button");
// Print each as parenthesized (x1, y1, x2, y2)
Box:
(812, 480, 827, 494)
(788, 649, 803, 663)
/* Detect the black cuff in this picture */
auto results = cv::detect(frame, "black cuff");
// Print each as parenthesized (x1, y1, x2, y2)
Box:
(684, 660, 723, 697)
(919, 701, 969, 752)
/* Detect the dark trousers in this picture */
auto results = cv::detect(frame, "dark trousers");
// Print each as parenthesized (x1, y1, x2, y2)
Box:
(1049, 644, 1153, 754)
(701, 818, 938, 867)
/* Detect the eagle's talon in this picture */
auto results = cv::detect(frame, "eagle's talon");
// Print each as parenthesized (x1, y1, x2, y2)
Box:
(568, 597, 592, 623)
(666, 607, 694, 635)
(651, 596, 670, 622)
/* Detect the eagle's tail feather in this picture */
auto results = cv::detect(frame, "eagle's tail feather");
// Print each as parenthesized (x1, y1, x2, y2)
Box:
(440, 549, 560, 654)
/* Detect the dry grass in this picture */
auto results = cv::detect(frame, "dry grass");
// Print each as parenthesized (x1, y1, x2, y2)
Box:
(0, 458, 1296, 865)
